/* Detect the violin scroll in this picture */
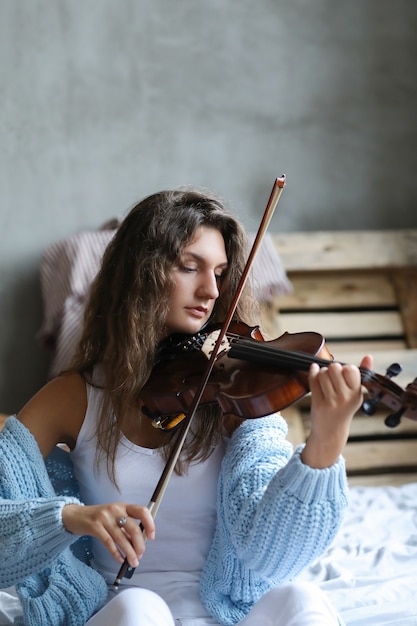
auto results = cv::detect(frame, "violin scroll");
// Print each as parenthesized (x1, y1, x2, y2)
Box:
(387, 376, 417, 426)
(361, 366, 417, 427)
(362, 361, 408, 428)
(362, 362, 402, 417)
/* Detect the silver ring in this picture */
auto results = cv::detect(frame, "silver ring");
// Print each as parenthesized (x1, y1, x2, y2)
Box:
(118, 516, 127, 528)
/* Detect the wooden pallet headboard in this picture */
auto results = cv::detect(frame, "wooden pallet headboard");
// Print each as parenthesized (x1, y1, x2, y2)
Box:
(260, 229, 417, 486)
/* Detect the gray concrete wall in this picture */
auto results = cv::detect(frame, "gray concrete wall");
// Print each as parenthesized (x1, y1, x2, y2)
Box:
(1, 0, 416, 412)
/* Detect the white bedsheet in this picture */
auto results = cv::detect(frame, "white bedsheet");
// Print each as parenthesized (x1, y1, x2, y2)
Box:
(300, 481, 417, 625)
(0, 587, 19, 626)
(1, 483, 417, 625)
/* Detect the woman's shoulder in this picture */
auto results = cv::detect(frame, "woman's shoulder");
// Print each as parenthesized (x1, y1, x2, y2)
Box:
(17, 371, 87, 456)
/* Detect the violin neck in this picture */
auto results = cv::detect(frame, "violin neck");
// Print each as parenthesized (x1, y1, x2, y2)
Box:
(228, 337, 416, 424)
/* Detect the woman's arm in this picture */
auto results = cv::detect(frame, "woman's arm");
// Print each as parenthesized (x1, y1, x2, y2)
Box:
(0, 496, 81, 587)
(218, 415, 349, 580)
(0, 414, 156, 586)
(216, 358, 371, 580)
(10, 369, 158, 573)
(17, 371, 87, 456)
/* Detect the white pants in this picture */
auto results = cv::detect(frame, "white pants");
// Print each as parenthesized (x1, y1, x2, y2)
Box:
(84, 582, 341, 626)
(85, 588, 175, 626)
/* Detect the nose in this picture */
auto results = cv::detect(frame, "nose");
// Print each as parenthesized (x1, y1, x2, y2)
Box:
(197, 271, 220, 300)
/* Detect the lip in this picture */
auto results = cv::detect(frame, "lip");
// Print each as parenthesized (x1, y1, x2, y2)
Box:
(185, 306, 208, 319)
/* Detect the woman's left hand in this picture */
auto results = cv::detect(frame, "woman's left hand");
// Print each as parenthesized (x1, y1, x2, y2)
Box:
(301, 355, 373, 468)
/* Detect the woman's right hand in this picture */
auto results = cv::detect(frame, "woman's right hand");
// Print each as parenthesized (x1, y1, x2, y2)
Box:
(62, 502, 155, 568)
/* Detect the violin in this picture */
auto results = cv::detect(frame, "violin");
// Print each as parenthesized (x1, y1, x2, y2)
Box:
(141, 321, 417, 430)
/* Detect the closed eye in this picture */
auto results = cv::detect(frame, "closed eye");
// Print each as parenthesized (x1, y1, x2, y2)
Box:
(179, 265, 197, 273)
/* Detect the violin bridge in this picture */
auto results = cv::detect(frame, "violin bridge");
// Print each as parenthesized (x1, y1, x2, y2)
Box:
(201, 329, 231, 360)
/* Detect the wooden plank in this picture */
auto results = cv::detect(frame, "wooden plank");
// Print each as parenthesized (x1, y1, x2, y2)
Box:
(391, 268, 417, 348)
(343, 439, 417, 472)
(333, 348, 417, 390)
(348, 472, 417, 487)
(278, 273, 397, 310)
(273, 230, 417, 272)
(300, 411, 417, 439)
(255, 337, 407, 357)
(259, 299, 285, 339)
(326, 339, 408, 354)
(276, 311, 404, 340)
(349, 413, 417, 438)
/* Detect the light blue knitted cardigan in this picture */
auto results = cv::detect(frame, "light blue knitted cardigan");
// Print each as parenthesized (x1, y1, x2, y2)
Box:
(0, 417, 107, 626)
(1, 415, 348, 626)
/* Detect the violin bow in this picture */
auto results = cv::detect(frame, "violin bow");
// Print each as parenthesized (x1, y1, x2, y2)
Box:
(113, 174, 286, 588)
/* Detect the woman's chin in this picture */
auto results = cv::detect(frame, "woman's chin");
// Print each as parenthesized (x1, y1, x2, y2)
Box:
(165, 320, 208, 337)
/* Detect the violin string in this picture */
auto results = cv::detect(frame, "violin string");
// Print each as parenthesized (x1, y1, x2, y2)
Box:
(227, 336, 402, 399)
(228, 338, 331, 370)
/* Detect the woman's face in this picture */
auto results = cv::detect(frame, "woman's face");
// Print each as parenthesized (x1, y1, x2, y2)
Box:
(164, 226, 228, 337)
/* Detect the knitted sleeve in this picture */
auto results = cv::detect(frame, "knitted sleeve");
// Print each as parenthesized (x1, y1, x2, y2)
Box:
(220, 415, 349, 578)
(0, 417, 82, 587)
(0, 418, 108, 625)
(201, 414, 350, 625)
(0, 496, 81, 588)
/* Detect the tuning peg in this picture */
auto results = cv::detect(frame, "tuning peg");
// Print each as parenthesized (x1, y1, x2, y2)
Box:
(362, 396, 380, 415)
(385, 363, 402, 378)
(384, 408, 404, 428)
(362, 363, 403, 416)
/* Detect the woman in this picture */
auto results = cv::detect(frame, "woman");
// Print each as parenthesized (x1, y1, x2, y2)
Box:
(0, 187, 372, 626)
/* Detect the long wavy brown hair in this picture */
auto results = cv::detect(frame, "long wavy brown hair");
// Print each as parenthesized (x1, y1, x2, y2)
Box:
(71, 187, 258, 484)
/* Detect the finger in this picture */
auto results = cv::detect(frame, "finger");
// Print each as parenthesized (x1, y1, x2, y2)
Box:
(359, 354, 373, 371)
(309, 362, 340, 404)
(117, 526, 147, 568)
(323, 362, 358, 389)
(314, 362, 343, 398)
(114, 506, 156, 565)
(321, 362, 361, 395)
(114, 527, 142, 568)
(117, 518, 147, 562)
(95, 523, 138, 566)
(310, 363, 360, 410)
(100, 511, 144, 568)
(126, 505, 156, 540)
(339, 363, 361, 390)
(308, 362, 323, 395)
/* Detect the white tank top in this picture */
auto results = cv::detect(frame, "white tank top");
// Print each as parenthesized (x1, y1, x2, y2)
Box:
(70, 380, 226, 620)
